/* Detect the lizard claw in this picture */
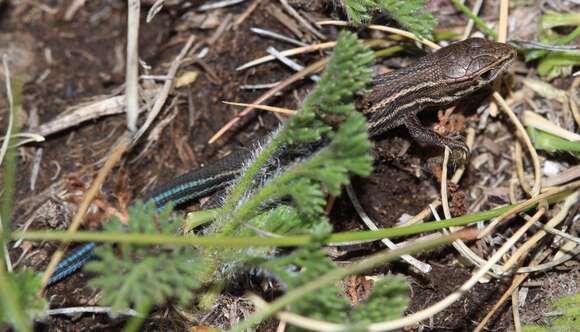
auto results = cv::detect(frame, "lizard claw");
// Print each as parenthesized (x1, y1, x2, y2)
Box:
(445, 139, 470, 168)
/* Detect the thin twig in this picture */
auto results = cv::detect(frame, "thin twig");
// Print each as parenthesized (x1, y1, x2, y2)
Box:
(279, 0, 325, 40)
(234, 0, 262, 26)
(251, 27, 308, 46)
(29, 91, 155, 137)
(461, 0, 484, 39)
(317, 20, 440, 49)
(493, 92, 542, 197)
(132, 35, 196, 144)
(223, 101, 296, 115)
(236, 41, 336, 71)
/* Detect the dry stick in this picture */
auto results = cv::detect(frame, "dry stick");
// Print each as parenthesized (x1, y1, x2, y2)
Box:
(132, 35, 196, 144)
(39, 133, 131, 289)
(64, 0, 86, 21)
(249, 294, 343, 332)
(522, 110, 580, 141)
(198, 0, 245, 11)
(208, 57, 327, 144)
(28, 89, 159, 138)
(126, 0, 140, 132)
(511, 282, 522, 332)
(251, 27, 308, 47)
(146, 0, 165, 22)
(497, 0, 509, 43)
(237, 38, 387, 71)
(46, 306, 140, 317)
(515, 142, 533, 194)
(267, 46, 320, 82)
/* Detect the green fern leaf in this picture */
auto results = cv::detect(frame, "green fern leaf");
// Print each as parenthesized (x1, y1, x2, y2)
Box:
(85, 202, 209, 313)
(0, 270, 47, 325)
(340, 0, 436, 38)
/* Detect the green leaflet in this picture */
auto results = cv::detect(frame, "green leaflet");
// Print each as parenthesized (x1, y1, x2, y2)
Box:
(341, 0, 437, 38)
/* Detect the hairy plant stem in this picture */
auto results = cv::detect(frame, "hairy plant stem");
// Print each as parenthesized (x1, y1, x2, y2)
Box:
(221, 130, 287, 214)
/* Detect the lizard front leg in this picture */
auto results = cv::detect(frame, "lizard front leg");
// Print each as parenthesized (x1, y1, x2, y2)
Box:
(404, 114, 470, 162)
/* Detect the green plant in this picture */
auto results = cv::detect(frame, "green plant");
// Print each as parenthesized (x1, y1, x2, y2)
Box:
(0, 63, 42, 332)
(85, 202, 211, 315)
(524, 12, 580, 80)
(261, 224, 409, 331)
(340, 0, 436, 38)
(523, 292, 580, 332)
(0, 271, 47, 326)
(85, 31, 378, 329)
(527, 127, 580, 158)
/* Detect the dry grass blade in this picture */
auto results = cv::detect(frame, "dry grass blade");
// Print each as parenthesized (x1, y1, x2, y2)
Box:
(317, 20, 440, 50)
(494, 92, 542, 196)
(522, 110, 580, 141)
(474, 248, 554, 332)
(208, 57, 327, 144)
(279, 0, 324, 40)
(222, 101, 296, 115)
(367, 211, 543, 331)
(234, 0, 263, 26)
(236, 41, 336, 71)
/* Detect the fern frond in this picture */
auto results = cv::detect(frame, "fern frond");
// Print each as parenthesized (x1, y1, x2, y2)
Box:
(85, 202, 210, 313)
(340, 0, 437, 38)
(0, 271, 47, 325)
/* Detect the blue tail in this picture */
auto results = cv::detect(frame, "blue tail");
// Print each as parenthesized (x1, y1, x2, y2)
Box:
(48, 243, 97, 285)
(47, 151, 247, 286)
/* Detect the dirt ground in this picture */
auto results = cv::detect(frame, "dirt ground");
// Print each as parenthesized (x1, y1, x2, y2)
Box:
(1, 0, 578, 331)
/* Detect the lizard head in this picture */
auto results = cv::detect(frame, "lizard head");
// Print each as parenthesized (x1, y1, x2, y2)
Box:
(434, 38, 517, 94)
